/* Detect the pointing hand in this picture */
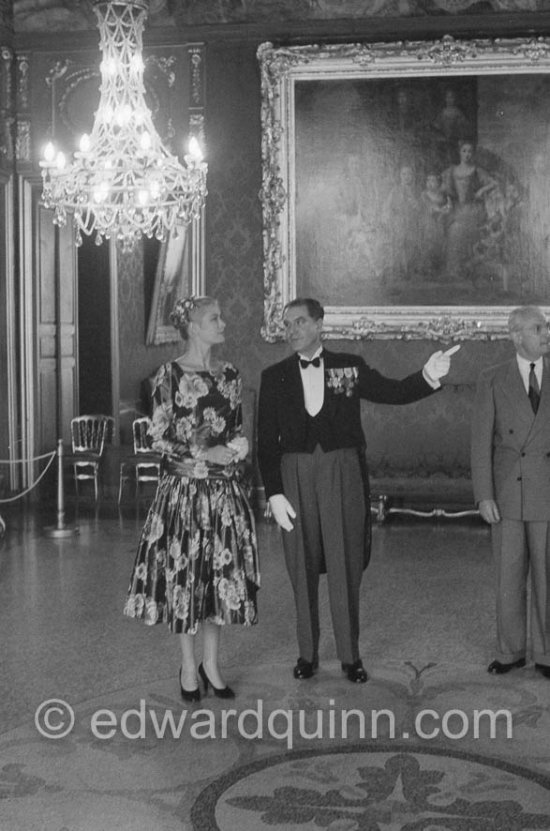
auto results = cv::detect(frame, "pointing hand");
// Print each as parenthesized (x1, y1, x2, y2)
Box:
(424, 344, 461, 382)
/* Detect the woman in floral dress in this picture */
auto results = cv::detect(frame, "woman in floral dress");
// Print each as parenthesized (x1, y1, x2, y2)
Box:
(124, 296, 260, 701)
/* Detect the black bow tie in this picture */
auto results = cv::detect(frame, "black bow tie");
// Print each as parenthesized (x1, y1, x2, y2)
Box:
(299, 355, 322, 369)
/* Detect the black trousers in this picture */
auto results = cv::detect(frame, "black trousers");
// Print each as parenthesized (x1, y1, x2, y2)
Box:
(280, 445, 366, 665)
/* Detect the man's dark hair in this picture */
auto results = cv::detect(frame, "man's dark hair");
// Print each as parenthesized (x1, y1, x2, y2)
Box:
(283, 298, 325, 321)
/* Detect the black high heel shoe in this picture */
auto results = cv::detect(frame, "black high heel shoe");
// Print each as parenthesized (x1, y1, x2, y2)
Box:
(179, 668, 201, 703)
(198, 662, 235, 699)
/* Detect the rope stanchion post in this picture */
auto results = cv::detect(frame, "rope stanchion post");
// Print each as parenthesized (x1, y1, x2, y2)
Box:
(44, 439, 79, 539)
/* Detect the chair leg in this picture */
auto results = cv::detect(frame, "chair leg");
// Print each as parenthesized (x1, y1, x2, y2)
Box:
(118, 463, 128, 505)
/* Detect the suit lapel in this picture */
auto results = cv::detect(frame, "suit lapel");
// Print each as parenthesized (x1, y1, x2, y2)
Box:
(322, 349, 360, 419)
(280, 354, 308, 425)
(321, 349, 339, 419)
(529, 356, 550, 437)
(502, 359, 534, 427)
(538, 357, 550, 411)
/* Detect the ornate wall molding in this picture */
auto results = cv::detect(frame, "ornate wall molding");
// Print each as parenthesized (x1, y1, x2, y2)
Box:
(0, 46, 13, 161)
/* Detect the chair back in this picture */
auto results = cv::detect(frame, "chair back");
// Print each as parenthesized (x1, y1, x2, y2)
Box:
(71, 415, 112, 456)
(132, 417, 155, 455)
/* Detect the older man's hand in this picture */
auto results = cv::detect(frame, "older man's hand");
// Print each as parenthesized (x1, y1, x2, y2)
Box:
(478, 499, 501, 524)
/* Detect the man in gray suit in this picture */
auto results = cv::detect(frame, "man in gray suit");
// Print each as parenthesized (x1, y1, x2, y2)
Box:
(471, 305, 550, 678)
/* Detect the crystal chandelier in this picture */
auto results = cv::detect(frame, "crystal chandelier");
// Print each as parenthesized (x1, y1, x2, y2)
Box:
(40, 0, 207, 251)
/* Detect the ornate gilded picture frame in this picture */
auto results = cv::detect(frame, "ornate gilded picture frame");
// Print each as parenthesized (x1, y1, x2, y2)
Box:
(145, 218, 205, 345)
(258, 37, 550, 342)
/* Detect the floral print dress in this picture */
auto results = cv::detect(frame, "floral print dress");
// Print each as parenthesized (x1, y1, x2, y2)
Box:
(123, 361, 260, 634)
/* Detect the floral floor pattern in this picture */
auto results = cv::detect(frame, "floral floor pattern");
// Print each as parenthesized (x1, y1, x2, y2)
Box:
(2, 511, 550, 830)
(194, 745, 550, 830)
(2, 658, 549, 830)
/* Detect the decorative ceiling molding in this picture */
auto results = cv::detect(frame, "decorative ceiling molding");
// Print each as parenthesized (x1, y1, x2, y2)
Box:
(12, 0, 172, 33)
(11, 0, 550, 33)
(168, 0, 548, 28)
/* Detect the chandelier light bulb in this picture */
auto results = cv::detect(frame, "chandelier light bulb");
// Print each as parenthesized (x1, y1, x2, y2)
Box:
(43, 142, 55, 163)
(39, 0, 207, 250)
(188, 136, 203, 161)
(79, 134, 91, 153)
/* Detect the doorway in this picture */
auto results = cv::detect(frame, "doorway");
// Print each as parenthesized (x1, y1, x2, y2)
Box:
(77, 236, 112, 415)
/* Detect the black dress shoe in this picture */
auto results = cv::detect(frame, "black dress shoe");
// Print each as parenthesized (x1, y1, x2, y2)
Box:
(179, 668, 201, 702)
(535, 663, 550, 678)
(293, 657, 318, 679)
(198, 662, 235, 699)
(487, 658, 526, 674)
(341, 659, 368, 683)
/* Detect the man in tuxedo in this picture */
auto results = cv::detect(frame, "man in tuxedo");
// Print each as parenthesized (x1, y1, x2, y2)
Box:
(471, 305, 550, 679)
(257, 298, 457, 683)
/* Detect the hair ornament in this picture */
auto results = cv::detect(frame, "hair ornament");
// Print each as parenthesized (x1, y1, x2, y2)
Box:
(169, 296, 198, 329)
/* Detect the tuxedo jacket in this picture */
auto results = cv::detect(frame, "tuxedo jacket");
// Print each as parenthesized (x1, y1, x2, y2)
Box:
(258, 349, 435, 499)
(471, 356, 550, 521)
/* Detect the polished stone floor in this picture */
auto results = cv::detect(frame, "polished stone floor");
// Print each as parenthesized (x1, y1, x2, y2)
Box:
(1, 499, 549, 830)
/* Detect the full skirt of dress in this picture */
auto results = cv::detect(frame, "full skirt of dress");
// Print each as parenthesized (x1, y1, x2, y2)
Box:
(123, 472, 260, 634)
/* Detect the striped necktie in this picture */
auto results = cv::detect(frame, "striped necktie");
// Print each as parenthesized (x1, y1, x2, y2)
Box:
(528, 362, 540, 414)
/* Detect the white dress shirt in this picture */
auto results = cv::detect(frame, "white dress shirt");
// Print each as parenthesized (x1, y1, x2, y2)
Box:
(516, 354, 543, 394)
(298, 347, 324, 416)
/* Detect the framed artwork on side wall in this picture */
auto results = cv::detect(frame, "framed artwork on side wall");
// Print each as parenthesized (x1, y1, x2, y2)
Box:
(146, 217, 205, 345)
(258, 36, 550, 342)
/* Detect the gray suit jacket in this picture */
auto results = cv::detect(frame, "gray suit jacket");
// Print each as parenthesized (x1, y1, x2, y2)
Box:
(471, 356, 550, 521)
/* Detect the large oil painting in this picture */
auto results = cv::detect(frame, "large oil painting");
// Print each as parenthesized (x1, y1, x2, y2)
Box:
(259, 37, 550, 341)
